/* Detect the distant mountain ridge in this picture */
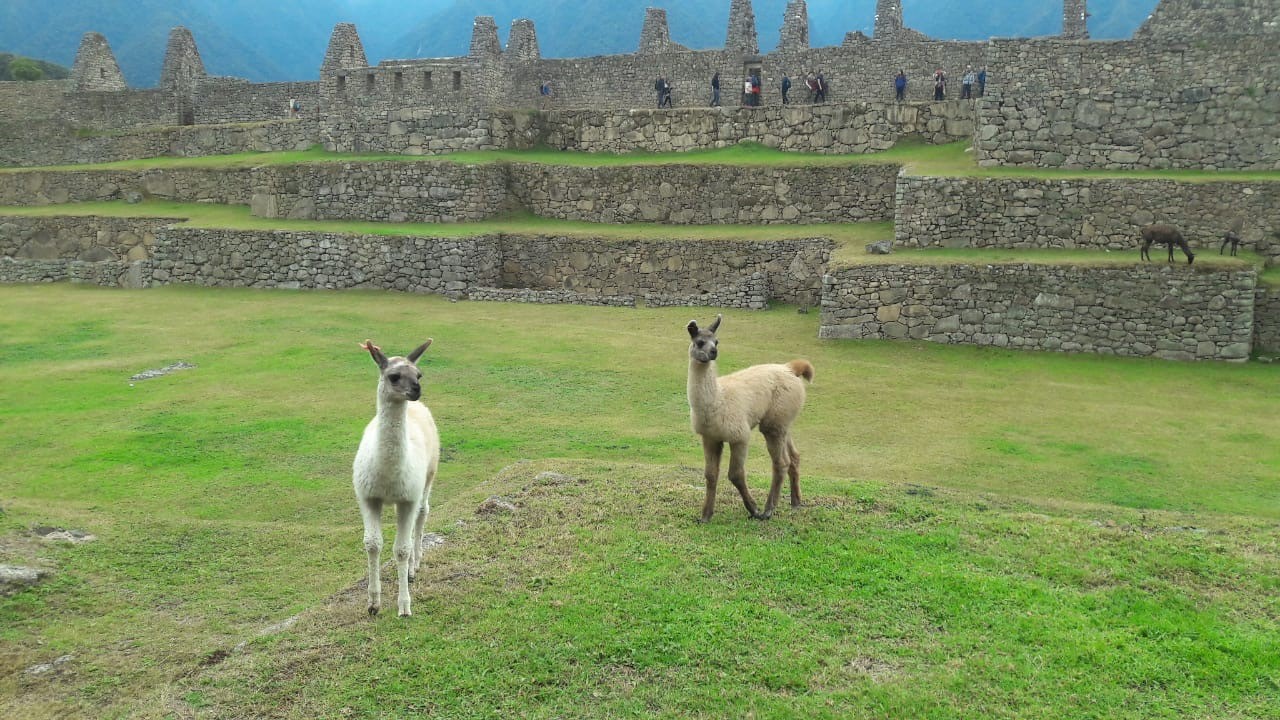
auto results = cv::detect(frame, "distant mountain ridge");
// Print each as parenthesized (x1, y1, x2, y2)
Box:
(0, 0, 1161, 87)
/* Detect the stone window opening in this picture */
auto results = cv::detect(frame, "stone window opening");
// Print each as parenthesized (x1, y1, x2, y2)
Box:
(366, 73, 376, 92)
(423, 71, 433, 90)
(452, 71, 462, 90)
(337, 75, 346, 93)
(394, 71, 403, 91)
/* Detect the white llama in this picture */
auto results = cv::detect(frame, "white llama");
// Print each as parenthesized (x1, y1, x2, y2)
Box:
(353, 339, 440, 617)
(686, 315, 813, 522)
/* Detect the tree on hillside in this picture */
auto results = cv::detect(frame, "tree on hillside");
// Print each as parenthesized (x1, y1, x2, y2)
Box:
(9, 57, 44, 81)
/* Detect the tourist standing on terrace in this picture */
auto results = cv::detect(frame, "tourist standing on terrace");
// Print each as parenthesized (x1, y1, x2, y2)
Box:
(782, 74, 792, 104)
(933, 69, 946, 100)
(961, 66, 975, 99)
(894, 70, 907, 101)
(815, 71, 827, 103)
(977, 66, 987, 97)
(711, 72, 721, 106)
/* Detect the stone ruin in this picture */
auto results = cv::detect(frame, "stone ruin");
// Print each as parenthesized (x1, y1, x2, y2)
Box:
(0, 0, 1278, 360)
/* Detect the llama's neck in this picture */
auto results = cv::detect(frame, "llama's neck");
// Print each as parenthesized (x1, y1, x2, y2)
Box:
(374, 393, 410, 452)
(687, 358, 722, 414)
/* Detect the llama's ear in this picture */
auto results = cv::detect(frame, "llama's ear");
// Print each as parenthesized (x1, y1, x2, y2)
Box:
(407, 339, 433, 364)
(708, 314, 722, 334)
(361, 340, 388, 370)
(686, 320, 699, 339)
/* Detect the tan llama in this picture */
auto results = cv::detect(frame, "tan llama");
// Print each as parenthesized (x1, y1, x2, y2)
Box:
(686, 314, 813, 521)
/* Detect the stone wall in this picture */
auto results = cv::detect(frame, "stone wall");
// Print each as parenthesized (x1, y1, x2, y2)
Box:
(820, 263, 1256, 361)
(195, 80, 321, 124)
(149, 227, 502, 294)
(322, 102, 974, 158)
(509, 162, 899, 224)
(250, 162, 513, 223)
(3, 159, 899, 228)
(497, 236, 830, 306)
(1136, 0, 1280, 40)
(976, 37, 1280, 171)
(0, 257, 137, 287)
(0, 167, 256, 206)
(894, 175, 1280, 264)
(320, 108, 514, 154)
(0, 120, 318, 169)
(2, 219, 828, 309)
(1254, 285, 1280, 355)
(0, 216, 178, 261)
(530, 102, 974, 154)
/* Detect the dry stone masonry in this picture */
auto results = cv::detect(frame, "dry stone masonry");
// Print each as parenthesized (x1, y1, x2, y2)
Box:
(2, 0, 1278, 361)
(820, 264, 1256, 361)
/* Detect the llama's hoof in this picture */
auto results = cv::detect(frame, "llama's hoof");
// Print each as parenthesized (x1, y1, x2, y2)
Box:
(367, 605, 379, 616)
(753, 511, 772, 520)
(398, 610, 411, 618)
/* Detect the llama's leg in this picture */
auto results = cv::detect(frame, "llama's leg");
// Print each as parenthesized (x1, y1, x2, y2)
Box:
(393, 500, 417, 618)
(700, 437, 723, 522)
(1140, 238, 1152, 261)
(410, 496, 429, 578)
(1181, 240, 1195, 265)
(727, 441, 761, 519)
(359, 498, 384, 616)
(760, 432, 789, 520)
(787, 436, 802, 508)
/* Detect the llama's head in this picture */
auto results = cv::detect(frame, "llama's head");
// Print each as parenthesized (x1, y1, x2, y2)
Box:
(686, 314, 722, 364)
(361, 339, 432, 402)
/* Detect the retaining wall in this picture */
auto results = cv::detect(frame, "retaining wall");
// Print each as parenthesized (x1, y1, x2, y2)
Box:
(325, 102, 975, 157)
(0, 216, 179, 262)
(1254, 286, 1280, 355)
(820, 263, 1256, 361)
(976, 37, 1280, 171)
(895, 176, 1280, 264)
(508, 162, 898, 224)
(0, 120, 317, 169)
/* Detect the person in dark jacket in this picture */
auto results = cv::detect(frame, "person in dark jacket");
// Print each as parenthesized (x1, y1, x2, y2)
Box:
(977, 66, 987, 97)
(781, 74, 791, 104)
(894, 70, 907, 101)
(711, 72, 720, 106)
(933, 69, 946, 101)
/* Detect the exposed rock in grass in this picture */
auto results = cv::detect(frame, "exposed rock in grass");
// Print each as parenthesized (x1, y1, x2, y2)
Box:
(129, 361, 196, 381)
(24, 654, 73, 677)
(1, 564, 48, 595)
(866, 239, 893, 255)
(476, 496, 518, 515)
(533, 471, 577, 486)
(33, 526, 97, 543)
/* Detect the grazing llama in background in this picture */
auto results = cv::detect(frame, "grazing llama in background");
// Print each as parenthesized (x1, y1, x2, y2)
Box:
(1139, 224, 1196, 264)
(353, 339, 440, 617)
(686, 314, 814, 522)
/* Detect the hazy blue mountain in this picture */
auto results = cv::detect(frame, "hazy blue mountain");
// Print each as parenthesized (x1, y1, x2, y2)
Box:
(0, 53, 71, 81)
(0, 0, 1162, 87)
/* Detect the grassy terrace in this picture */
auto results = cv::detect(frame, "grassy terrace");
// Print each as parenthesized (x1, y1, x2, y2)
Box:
(1, 286, 1278, 718)
(0, 201, 893, 247)
(2, 201, 1271, 275)
(6, 141, 1280, 182)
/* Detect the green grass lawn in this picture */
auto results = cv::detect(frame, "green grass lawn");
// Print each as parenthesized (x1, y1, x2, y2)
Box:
(0, 285, 1277, 718)
(8, 141, 1280, 183)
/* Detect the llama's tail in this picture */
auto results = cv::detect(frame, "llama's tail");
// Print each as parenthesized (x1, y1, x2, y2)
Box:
(786, 359, 815, 383)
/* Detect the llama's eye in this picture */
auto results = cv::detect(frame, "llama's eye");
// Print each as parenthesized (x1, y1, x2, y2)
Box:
(696, 340, 705, 347)
(388, 373, 400, 382)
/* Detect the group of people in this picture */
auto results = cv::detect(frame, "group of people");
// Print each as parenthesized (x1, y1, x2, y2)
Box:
(705, 70, 826, 108)
(895, 66, 988, 101)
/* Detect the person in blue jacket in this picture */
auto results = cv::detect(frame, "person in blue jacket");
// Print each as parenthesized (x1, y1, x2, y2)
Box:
(894, 70, 907, 101)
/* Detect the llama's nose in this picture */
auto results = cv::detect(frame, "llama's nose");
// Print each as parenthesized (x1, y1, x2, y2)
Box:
(408, 385, 421, 400)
